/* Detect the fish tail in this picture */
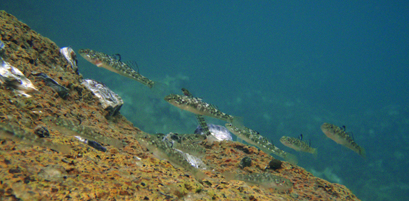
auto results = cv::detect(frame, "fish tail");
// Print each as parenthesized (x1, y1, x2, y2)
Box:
(359, 147, 366, 158)
(149, 81, 168, 97)
(311, 148, 318, 159)
(231, 116, 244, 129)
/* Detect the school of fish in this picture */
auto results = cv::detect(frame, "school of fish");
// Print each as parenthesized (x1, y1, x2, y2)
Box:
(78, 48, 366, 160)
(77, 47, 367, 189)
(225, 123, 298, 164)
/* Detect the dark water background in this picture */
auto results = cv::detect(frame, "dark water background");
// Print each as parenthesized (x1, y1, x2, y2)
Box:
(3, 1, 409, 200)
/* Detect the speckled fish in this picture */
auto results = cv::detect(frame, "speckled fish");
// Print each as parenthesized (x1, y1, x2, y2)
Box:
(164, 94, 239, 124)
(321, 123, 366, 158)
(225, 123, 298, 164)
(234, 173, 293, 191)
(181, 88, 212, 137)
(78, 49, 154, 88)
(136, 133, 207, 179)
(280, 135, 317, 156)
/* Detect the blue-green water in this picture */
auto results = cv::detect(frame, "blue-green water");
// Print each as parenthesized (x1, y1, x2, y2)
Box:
(4, 1, 409, 200)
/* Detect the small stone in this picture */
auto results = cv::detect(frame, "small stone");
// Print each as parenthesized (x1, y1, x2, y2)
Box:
(266, 158, 282, 170)
(8, 168, 21, 173)
(32, 72, 69, 98)
(60, 47, 78, 74)
(87, 140, 107, 152)
(240, 156, 252, 168)
(109, 148, 119, 154)
(34, 126, 49, 138)
(24, 176, 33, 184)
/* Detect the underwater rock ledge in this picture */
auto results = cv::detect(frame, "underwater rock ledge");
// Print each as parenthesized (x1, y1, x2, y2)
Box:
(0, 10, 360, 200)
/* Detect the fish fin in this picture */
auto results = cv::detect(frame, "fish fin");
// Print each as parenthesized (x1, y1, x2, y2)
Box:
(349, 132, 355, 140)
(312, 148, 318, 159)
(236, 136, 244, 144)
(124, 60, 139, 73)
(150, 81, 167, 97)
(231, 116, 244, 129)
(181, 88, 193, 97)
(359, 147, 366, 159)
(111, 53, 122, 62)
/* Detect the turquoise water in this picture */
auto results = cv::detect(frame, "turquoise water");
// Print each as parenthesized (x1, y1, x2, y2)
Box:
(4, 1, 409, 200)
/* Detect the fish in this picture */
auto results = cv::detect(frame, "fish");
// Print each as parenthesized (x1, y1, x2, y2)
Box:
(136, 133, 207, 179)
(78, 49, 155, 88)
(321, 123, 366, 158)
(164, 94, 239, 124)
(225, 123, 298, 164)
(280, 135, 317, 156)
(233, 173, 293, 192)
(0, 123, 71, 154)
(181, 88, 212, 138)
(174, 149, 207, 170)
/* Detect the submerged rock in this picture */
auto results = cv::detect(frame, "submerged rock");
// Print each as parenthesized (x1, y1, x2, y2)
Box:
(175, 149, 207, 169)
(81, 79, 123, 116)
(32, 72, 69, 98)
(37, 165, 66, 182)
(75, 135, 107, 152)
(266, 158, 283, 170)
(0, 38, 5, 57)
(194, 124, 233, 141)
(33, 126, 49, 138)
(0, 38, 4, 50)
(239, 156, 252, 168)
(0, 58, 38, 97)
(60, 47, 78, 74)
